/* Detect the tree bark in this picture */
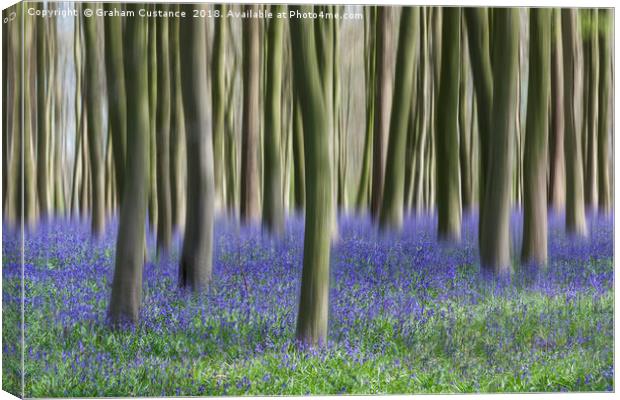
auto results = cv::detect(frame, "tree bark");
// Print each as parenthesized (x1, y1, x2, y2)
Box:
(83, 2, 106, 237)
(548, 9, 565, 212)
(561, 9, 588, 236)
(108, 3, 149, 326)
(178, 4, 215, 291)
(522, 8, 551, 265)
(597, 9, 611, 213)
(155, 5, 172, 253)
(240, 6, 261, 223)
(212, 4, 227, 209)
(104, 2, 127, 204)
(379, 7, 419, 231)
(436, 7, 462, 241)
(370, 7, 394, 220)
(479, 8, 519, 274)
(290, 5, 334, 346)
(584, 10, 599, 210)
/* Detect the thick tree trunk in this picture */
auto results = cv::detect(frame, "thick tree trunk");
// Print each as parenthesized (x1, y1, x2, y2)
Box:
(240, 6, 261, 223)
(522, 8, 551, 265)
(370, 7, 394, 220)
(548, 9, 565, 212)
(108, 4, 149, 326)
(178, 4, 215, 291)
(262, 5, 285, 234)
(104, 3, 127, 203)
(561, 9, 588, 236)
(83, 3, 106, 237)
(290, 5, 333, 346)
(459, 20, 473, 212)
(436, 7, 461, 241)
(597, 10, 611, 213)
(479, 8, 519, 274)
(155, 5, 172, 253)
(379, 7, 419, 231)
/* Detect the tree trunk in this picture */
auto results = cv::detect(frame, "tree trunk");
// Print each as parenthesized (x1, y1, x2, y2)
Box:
(548, 9, 565, 212)
(108, 4, 149, 326)
(459, 19, 473, 212)
(148, 13, 158, 234)
(178, 4, 215, 291)
(597, 9, 611, 213)
(561, 9, 588, 236)
(83, 3, 106, 237)
(479, 8, 519, 274)
(370, 7, 394, 220)
(584, 10, 599, 210)
(240, 6, 261, 223)
(436, 7, 461, 241)
(292, 96, 306, 213)
(522, 8, 551, 265)
(262, 5, 285, 234)
(36, 6, 50, 219)
(291, 5, 334, 346)
(379, 7, 419, 231)
(155, 5, 172, 253)
(169, 4, 186, 230)
(464, 8, 493, 227)
(104, 2, 127, 203)
(212, 4, 227, 209)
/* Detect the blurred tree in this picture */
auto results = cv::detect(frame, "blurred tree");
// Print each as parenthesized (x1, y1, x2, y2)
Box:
(597, 9, 611, 214)
(178, 4, 215, 290)
(379, 7, 419, 231)
(155, 4, 172, 253)
(148, 12, 158, 234)
(83, 2, 106, 237)
(212, 4, 227, 209)
(522, 8, 551, 265)
(584, 10, 599, 210)
(370, 6, 394, 220)
(108, 3, 149, 325)
(562, 9, 588, 236)
(290, 5, 334, 345)
(241, 5, 261, 224)
(104, 3, 127, 204)
(436, 7, 462, 241)
(479, 8, 519, 274)
(262, 5, 285, 234)
(548, 9, 565, 212)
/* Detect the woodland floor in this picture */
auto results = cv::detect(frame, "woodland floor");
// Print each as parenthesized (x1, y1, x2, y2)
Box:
(2, 211, 614, 396)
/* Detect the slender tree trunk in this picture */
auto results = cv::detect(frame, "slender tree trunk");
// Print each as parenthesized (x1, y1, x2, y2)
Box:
(464, 8, 493, 227)
(291, 5, 333, 346)
(379, 7, 419, 231)
(83, 3, 106, 237)
(262, 5, 285, 234)
(36, 6, 50, 219)
(522, 8, 551, 265)
(597, 9, 611, 213)
(240, 6, 261, 223)
(370, 7, 394, 220)
(178, 4, 215, 291)
(155, 5, 172, 253)
(104, 2, 127, 203)
(562, 9, 588, 236)
(108, 4, 149, 326)
(548, 9, 565, 212)
(292, 96, 306, 212)
(584, 10, 599, 210)
(148, 12, 158, 233)
(169, 5, 185, 230)
(479, 8, 519, 274)
(212, 4, 227, 209)
(436, 7, 461, 241)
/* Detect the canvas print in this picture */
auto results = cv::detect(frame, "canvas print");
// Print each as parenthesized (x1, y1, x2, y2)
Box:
(1, 1, 614, 397)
